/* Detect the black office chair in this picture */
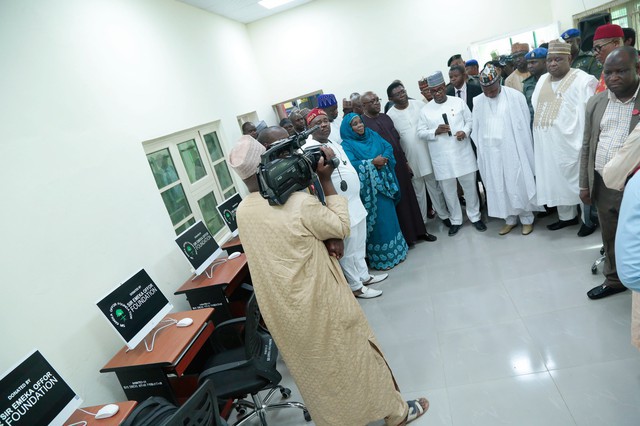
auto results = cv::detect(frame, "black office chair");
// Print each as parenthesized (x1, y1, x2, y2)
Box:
(123, 380, 226, 426)
(164, 379, 225, 426)
(198, 294, 310, 425)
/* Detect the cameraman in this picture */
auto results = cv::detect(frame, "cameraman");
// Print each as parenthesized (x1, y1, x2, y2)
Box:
(230, 135, 428, 426)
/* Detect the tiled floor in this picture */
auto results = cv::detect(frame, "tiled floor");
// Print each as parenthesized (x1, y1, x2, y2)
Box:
(229, 215, 640, 425)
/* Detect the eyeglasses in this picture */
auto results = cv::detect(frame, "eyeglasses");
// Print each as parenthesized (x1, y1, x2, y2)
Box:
(593, 40, 615, 54)
(429, 86, 446, 94)
(363, 97, 381, 104)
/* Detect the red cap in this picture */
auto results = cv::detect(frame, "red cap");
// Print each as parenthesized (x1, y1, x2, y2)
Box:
(594, 24, 624, 41)
(306, 108, 327, 125)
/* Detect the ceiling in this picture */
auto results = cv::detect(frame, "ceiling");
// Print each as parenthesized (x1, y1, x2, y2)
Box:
(178, 0, 315, 24)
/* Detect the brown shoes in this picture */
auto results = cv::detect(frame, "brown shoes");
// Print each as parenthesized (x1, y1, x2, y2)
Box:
(499, 224, 517, 235)
(522, 224, 534, 235)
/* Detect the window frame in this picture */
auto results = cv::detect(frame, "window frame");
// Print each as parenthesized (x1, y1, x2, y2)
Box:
(143, 120, 238, 242)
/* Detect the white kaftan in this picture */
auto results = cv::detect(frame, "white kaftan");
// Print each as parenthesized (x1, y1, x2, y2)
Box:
(416, 96, 477, 180)
(532, 69, 597, 206)
(472, 86, 542, 219)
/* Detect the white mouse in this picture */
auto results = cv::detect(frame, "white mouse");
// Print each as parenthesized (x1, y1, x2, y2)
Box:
(228, 252, 241, 260)
(177, 317, 193, 327)
(95, 403, 119, 419)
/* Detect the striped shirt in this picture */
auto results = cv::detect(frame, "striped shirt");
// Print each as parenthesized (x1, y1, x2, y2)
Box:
(595, 84, 640, 173)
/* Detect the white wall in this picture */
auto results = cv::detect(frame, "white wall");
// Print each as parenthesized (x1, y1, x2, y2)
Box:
(247, 0, 556, 104)
(0, 0, 271, 405)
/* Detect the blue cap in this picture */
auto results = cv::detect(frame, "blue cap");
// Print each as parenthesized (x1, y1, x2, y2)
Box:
(561, 28, 580, 40)
(465, 59, 478, 67)
(317, 94, 337, 109)
(525, 47, 548, 60)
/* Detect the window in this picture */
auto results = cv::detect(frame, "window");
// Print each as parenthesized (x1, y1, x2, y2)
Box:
(143, 122, 237, 239)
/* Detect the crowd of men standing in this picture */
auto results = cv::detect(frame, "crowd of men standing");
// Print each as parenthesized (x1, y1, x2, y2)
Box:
(240, 23, 640, 304)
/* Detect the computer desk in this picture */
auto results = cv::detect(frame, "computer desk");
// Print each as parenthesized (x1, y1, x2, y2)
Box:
(100, 309, 215, 404)
(64, 401, 137, 426)
(174, 254, 250, 324)
(220, 235, 243, 254)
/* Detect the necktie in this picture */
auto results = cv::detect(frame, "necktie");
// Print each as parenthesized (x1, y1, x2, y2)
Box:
(456, 90, 462, 98)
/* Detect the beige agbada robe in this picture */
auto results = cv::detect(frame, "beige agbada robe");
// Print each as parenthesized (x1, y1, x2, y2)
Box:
(237, 191, 407, 426)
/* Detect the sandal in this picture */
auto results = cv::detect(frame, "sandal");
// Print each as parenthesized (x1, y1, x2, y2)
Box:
(405, 398, 429, 424)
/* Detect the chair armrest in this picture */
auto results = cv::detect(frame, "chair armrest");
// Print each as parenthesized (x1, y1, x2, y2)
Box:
(199, 360, 249, 378)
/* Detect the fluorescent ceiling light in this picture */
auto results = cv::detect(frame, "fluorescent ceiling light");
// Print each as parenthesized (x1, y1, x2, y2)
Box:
(258, 0, 295, 9)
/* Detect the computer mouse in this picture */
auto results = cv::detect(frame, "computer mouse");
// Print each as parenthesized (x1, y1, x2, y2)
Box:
(228, 252, 241, 260)
(95, 403, 119, 419)
(176, 317, 193, 327)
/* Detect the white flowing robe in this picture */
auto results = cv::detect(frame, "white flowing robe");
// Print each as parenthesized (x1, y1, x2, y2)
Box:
(387, 100, 434, 177)
(416, 96, 476, 180)
(471, 86, 542, 218)
(532, 69, 597, 206)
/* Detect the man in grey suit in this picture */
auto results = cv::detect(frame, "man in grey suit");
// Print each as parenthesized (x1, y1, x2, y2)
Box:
(580, 47, 640, 300)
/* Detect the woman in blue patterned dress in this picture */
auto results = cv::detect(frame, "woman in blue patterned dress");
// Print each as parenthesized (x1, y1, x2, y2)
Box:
(340, 113, 408, 270)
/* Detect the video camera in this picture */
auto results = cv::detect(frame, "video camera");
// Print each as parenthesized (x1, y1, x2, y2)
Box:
(257, 125, 340, 206)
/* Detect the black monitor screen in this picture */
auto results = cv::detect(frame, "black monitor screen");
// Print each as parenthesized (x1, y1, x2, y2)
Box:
(0, 350, 81, 426)
(175, 221, 221, 276)
(96, 269, 172, 350)
(216, 193, 242, 234)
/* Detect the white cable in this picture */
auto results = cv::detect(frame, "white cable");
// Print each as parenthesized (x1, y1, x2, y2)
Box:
(67, 422, 88, 426)
(144, 319, 178, 352)
(78, 408, 97, 416)
(205, 259, 228, 279)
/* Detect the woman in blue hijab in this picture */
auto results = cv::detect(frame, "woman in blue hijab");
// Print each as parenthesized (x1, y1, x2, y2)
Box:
(340, 113, 408, 270)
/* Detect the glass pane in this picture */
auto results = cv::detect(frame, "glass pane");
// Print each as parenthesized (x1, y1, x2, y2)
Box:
(175, 217, 196, 235)
(178, 139, 207, 184)
(203, 132, 223, 162)
(147, 149, 178, 189)
(223, 188, 237, 200)
(198, 192, 225, 235)
(214, 162, 234, 189)
(161, 184, 192, 226)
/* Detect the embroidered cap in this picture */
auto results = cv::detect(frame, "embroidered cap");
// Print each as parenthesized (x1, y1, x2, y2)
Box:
(426, 71, 445, 88)
(548, 40, 571, 55)
(305, 108, 327, 126)
(317, 94, 337, 109)
(511, 42, 530, 55)
(478, 64, 501, 87)
(229, 135, 266, 180)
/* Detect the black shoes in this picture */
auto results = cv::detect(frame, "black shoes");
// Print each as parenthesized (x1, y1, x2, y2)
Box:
(473, 220, 487, 232)
(587, 284, 627, 300)
(546, 217, 579, 230)
(421, 233, 437, 242)
(448, 224, 461, 236)
(577, 223, 597, 237)
(442, 218, 452, 228)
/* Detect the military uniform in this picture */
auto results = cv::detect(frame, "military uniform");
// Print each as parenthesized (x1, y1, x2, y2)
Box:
(572, 51, 602, 79)
(522, 75, 538, 125)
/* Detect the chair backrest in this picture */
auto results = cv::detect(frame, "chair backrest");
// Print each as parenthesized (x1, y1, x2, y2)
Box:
(162, 379, 224, 426)
(243, 294, 280, 384)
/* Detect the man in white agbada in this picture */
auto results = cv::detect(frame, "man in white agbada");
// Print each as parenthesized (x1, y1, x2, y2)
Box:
(417, 71, 486, 236)
(471, 64, 542, 235)
(532, 40, 598, 230)
(386, 81, 450, 225)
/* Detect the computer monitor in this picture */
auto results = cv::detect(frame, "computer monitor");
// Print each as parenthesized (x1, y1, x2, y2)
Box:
(96, 269, 173, 350)
(216, 193, 242, 237)
(0, 350, 82, 425)
(175, 221, 223, 277)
